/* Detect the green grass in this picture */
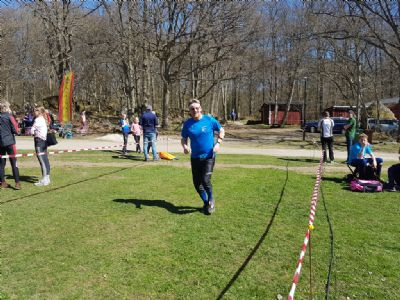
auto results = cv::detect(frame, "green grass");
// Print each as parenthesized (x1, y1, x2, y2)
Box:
(1, 153, 399, 299)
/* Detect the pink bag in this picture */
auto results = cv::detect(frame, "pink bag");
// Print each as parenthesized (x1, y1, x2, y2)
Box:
(350, 179, 383, 192)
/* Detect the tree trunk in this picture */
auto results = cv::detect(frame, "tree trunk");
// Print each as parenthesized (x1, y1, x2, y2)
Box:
(281, 78, 296, 127)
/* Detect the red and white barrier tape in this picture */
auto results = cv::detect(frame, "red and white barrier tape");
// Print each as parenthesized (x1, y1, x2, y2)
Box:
(288, 154, 324, 300)
(0, 143, 137, 159)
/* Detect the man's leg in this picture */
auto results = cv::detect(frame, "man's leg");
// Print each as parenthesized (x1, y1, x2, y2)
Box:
(191, 158, 208, 209)
(346, 136, 353, 163)
(150, 132, 158, 160)
(201, 157, 216, 213)
(143, 134, 149, 161)
(328, 137, 334, 162)
(321, 137, 327, 162)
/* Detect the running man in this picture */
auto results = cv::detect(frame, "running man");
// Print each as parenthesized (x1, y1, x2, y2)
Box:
(181, 99, 225, 214)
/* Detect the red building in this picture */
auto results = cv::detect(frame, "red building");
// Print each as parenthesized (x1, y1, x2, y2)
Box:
(387, 103, 400, 119)
(259, 102, 303, 125)
(325, 105, 356, 118)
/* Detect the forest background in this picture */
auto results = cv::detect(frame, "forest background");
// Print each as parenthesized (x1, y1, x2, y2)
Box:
(1, 0, 400, 131)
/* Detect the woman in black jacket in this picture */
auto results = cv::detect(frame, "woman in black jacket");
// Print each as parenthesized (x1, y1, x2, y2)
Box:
(0, 101, 21, 190)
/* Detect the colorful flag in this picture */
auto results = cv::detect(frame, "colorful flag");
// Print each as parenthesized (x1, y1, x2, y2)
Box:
(58, 71, 74, 123)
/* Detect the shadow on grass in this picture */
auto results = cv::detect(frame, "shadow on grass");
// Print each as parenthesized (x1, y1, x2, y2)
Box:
(322, 176, 346, 184)
(5, 175, 38, 184)
(278, 157, 320, 163)
(217, 163, 290, 300)
(113, 198, 202, 215)
(0, 167, 130, 205)
(101, 149, 146, 161)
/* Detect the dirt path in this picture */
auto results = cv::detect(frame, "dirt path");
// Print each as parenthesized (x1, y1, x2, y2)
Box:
(14, 133, 398, 161)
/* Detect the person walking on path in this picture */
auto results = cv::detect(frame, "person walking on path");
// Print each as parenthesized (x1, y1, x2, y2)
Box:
(32, 107, 51, 186)
(140, 105, 159, 161)
(318, 111, 335, 164)
(119, 113, 130, 155)
(0, 101, 21, 190)
(181, 99, 225, 214)
(131, 117, 142, 153)
(344, 110, 357, 163)
(78, 111, 88, 134)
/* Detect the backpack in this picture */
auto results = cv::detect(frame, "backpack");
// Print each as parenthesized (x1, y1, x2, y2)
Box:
(350, 179, 383, 192)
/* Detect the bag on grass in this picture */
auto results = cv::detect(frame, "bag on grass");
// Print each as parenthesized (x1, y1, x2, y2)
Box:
(159, 151, 177, 160)
(350, 179, 383, 192)
(46, 132, 58, 146)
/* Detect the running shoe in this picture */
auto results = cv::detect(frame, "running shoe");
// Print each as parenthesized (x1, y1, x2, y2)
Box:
(208, 199, 215, 214)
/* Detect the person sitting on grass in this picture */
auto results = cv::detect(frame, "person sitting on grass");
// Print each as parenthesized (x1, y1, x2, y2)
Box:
(349, 133, 383, 179)
(384, 147, 400, 192)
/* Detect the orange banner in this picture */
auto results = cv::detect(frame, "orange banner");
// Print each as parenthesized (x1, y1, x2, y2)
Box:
(58, 71, 74, 123)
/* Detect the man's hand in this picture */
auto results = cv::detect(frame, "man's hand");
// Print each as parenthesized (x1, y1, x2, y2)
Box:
(183, 145, 190, 154)
(213, 143, 221, 153)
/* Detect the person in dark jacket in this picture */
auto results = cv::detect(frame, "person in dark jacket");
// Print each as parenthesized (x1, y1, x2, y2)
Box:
(0, 101, 21, 190)
(140, 105, 159, 161)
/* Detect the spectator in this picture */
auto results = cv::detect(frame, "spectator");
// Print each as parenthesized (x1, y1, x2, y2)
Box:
(140, 105, 159, 161)
(131, 117, 142, 153)
(32, 107, 51, 186)
(344, 110, 357, 163)
(0, 101, 21, 190)
(349, 133, 383, 179)
(78, 111, 88, 134)
(384, 147, 400, 192)
(318, 111, 335, 164)
(119, 113, 130, 155)
(230, 109, 237, 121)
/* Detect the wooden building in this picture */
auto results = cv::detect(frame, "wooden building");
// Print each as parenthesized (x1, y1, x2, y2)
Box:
(259, 102, 303, 125)
(387, 103, 400, 119)
(325, 105, 356, 118)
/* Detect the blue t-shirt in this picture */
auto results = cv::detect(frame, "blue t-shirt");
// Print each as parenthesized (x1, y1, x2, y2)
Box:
(181, 115, 222, 159)
(349, 142, 373, 163)
(119, 119, 130, 133)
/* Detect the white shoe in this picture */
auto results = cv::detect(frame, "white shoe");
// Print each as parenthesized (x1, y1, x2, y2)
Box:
(34, 177, 50, 186)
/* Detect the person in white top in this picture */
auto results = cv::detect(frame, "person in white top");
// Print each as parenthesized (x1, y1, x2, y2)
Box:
(318, 111, 335, 164)
(32, 107, 51, 186)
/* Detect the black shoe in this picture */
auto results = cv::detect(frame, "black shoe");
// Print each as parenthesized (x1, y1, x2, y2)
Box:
(207, 199, 215, 214)
(203, 201, 209, 214)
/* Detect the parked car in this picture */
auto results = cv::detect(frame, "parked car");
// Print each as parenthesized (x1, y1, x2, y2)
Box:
(367, 118, 398, 135)
(303, 117, 349, 134)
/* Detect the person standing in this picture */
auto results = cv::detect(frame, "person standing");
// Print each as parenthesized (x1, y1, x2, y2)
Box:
(344, 110, 356, 163)
(140, 105, 159, 161)
(32, 107, 51, 186)
(385, 147, 400, 192)
(230, 109, 237, 122)
(131, 117, 142, 153)
(119, 113, 130, 155)
(0, 101, 21, 190)
(181, 99, 225, 214)
(318, 111, 335, 164)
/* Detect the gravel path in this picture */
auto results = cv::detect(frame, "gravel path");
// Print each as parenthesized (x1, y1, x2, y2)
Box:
(14, 134, 398, 161)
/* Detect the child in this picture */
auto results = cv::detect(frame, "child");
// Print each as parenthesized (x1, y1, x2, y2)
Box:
(131, 117, 142, 153)
(119, 113, 130, 155)
(349, 133, 383, 179)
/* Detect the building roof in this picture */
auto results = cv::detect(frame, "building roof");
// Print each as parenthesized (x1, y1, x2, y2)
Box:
(365, 97, 399, 107)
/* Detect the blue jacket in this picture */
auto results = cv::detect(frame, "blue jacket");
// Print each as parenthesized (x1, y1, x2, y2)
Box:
(0, 112, 19, 147)
(140, 111, 158, 134)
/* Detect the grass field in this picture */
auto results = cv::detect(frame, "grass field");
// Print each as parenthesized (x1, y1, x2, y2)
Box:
(1, 151, 399, 299)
